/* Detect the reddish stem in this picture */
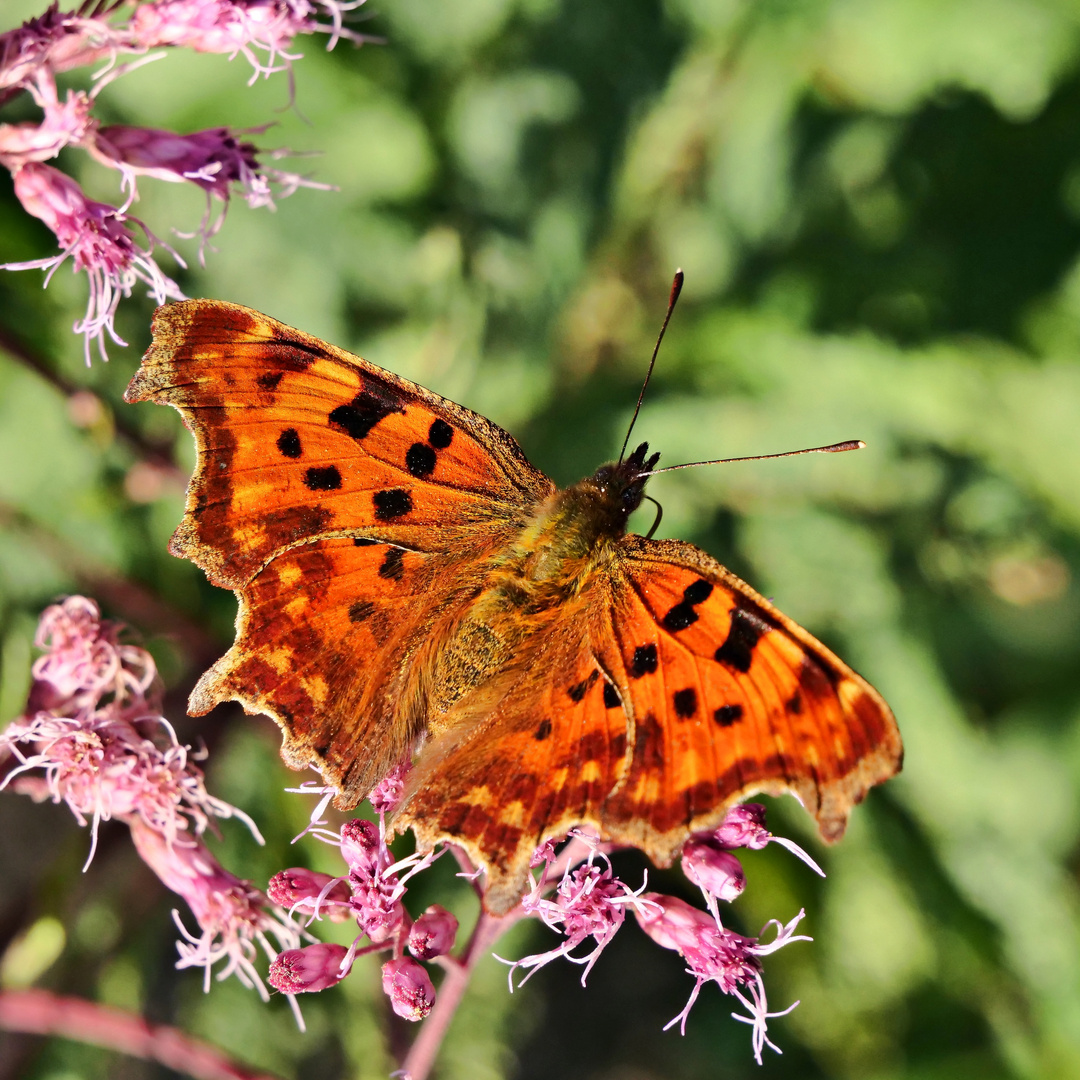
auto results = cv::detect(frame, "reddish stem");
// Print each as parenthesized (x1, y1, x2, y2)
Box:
(400, 909, 523, 1080)
(399, 836, 600, 1079)
(0, 989, 282, 1080)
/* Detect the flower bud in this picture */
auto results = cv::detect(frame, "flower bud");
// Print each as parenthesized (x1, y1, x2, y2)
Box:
(633, 893, 715, 954)
(340, 819, 380, 875)
(381, 957, 435, 1021)
(267, 868, 351, 919)
(713, 803, 770, 850)
(408, 904, 458, 960)
(269, 943, 350, 993)
(681, 837, 746, 902)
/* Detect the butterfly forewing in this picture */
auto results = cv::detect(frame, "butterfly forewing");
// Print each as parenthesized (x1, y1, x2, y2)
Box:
(599, 536, 901, 846)
(125, 300, 553, 588)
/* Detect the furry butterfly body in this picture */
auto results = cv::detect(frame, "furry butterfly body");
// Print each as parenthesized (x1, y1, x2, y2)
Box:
(126, 299, 902, 913)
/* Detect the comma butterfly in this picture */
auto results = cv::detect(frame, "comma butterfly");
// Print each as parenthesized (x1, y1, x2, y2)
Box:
(125, 293, 902, 914)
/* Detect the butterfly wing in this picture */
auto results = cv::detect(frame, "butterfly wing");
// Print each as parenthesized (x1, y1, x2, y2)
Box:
(125, 300, 555, 800)
(125, 300, 553, 588)
(399, 533, 901, 913)
(594, 534, 901, 848)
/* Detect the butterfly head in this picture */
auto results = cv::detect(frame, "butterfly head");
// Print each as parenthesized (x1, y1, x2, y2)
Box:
(590, 441, 661, 523)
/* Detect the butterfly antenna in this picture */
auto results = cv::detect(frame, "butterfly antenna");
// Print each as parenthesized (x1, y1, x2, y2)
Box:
(640, 439, 866, 476)
(619, 269, 684, 463)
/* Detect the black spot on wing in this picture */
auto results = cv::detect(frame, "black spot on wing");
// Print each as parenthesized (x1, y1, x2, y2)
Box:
(257, 371, 283, 391)
(353, 537, 378, 546)
(683, 579, 713, 605)
(534, 718, 552, 741)
(270, 333, 324, 367)
(662, 578, 713, 632)
(567, 670, 600, 703)
(405, 442, 436, 478)
(348, 600, 374, 623)
(304, 466, 341, 491)
(714, 608, 768, 673)
(378, 547, 405, 580)
(373, 488, 412, 521)
(786, 691, 803, 715)
(428, 419, 453, 449)
(329, 387, 404, 441)
(662, 603, 697, 631)
(673, 687, 698, 718)
(630, 643, 658, 678)
(713, 704, 744, 727)
(603, 682, 621, 709)
(276, 428, 302, 458)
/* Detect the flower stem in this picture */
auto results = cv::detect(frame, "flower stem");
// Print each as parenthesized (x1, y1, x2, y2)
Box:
(400, 910, 521, 1080)
(0, 989, 281, 1080)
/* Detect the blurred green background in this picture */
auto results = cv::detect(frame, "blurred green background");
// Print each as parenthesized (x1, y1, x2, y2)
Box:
(3, 0, 1080, 1077)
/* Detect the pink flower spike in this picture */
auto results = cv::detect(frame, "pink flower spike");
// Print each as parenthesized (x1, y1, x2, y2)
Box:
(269, 942, 351, 993)
(3, 163, 184, 363)
(381, 957, 435, 1021)
(713, 803, 825, 878)
(128, 1, 370, 85)
(408, 904, 458, 961)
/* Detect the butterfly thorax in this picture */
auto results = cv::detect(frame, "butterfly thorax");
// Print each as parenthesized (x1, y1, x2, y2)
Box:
(420, 444, 661, 722)
(496, 442, 661, 597)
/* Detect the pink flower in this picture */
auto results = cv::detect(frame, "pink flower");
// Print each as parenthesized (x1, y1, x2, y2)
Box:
(269, 943, 351, 993)
(381, 957, 435, 1021)
(90, 123, 332, 245)
(681, 838, 746, 904)
(132, 820, 300, 995)
(3, 162, 183, 363)
(408, 905, 458, 961)
(499, 834, 658, 987)
(28, 596, 155, 715)
(2, 596, 298, 998)
(368, 758, 411, 815)
(129, 0, 367, 82)
(339, 817, 381, 876)
(635, 894, 810, 1063)
(0, 89, 95, 167)
(0, 6, 128, 95)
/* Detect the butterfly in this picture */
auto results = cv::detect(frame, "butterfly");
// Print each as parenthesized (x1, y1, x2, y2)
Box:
(125, 296, 902, 914)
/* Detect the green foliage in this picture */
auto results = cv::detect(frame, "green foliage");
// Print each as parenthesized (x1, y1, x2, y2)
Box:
(2, 0, 1080, 1077)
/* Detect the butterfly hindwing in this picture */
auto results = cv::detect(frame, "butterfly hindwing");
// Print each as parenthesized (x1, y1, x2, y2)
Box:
(124, 300, 553, 588)
(192, 537, 473, 802)
(399, 534, 900, 912)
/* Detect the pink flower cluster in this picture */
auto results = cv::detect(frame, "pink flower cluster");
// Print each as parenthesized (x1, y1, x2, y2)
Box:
(267, 773, 454, 1022)
(2, 595, 822, 1060)
(272, 788, 818, 1061)
(0, 1, 365, 362)
(0, 596, 300, 1000)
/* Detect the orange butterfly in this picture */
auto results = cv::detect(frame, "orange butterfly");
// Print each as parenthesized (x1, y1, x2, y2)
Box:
(125, 295, 902, 914)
